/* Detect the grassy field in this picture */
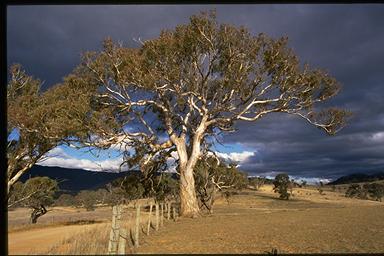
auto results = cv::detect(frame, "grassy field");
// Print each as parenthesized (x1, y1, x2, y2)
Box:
(8, 184, 384, 254)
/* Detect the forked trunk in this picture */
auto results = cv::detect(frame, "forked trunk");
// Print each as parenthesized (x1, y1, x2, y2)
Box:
(179, 166, 200, 217)
(30, 205, 47, 224)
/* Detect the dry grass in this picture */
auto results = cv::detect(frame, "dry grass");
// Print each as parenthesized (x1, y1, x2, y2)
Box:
(8, 206, 112, 231)
(137, 187, 384, 254)
(9, 185, 384, 254)
(43, 223, 111, 255)
(41, 205, 158, 255)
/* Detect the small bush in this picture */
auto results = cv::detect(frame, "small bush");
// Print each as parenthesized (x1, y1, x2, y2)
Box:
(273, 173, 291, 200)
(364, 183, 384, 201)
(55, 194, 76, 207)
(345, 184, 368, 199)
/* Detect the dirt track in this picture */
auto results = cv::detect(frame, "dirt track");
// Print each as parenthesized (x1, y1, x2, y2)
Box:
(8, 223, 105, 255)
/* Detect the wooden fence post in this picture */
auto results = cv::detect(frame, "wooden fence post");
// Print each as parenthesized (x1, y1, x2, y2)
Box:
(117, 228, 127, 255)
(147, 202, 153, 235)
(108, 205, 121, 254)
(134, 204, 141, 247)
(172, 204, 177, 222)
(167, 202, 170, 220)
(155, 202, 159, 231)
(160, 203, 164, 227)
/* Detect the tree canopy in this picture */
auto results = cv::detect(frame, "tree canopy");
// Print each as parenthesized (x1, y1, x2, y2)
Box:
(6, 64, 117, 199)
(273, 173, 291, 200)
(29, 10, 350, 216)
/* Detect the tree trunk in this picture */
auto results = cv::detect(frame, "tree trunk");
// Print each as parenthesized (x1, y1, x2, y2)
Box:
(172, 116, 207, 218)
(179, 165, 200, 218)
(30, 205, 47, 224)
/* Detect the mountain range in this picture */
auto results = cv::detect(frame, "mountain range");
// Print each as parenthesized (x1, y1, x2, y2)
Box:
(20, 165, 384, 193)
(20, 165, 136, 193)
(328, 172, 384, 185)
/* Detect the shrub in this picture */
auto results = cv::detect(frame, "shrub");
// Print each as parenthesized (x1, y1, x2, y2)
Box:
(55, 193, 76, 207)
(248, 177, 266, 191)
(345, 184, 366, 199)
(273, 173, 291, 200)
(364, 183, 384, 201)
(75, 190, 98, 211)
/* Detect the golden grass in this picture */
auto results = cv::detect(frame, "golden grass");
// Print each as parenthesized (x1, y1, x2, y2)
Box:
(43, 223, 110, 255)
(42, 207, 156, 255)
(9, 186, 384, 254)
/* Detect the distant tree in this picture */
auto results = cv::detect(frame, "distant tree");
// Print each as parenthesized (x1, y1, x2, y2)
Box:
(300, 180, 307, 188)
(74, 10, 350, 217)
(108, 174, 145, 205)
(248, 177, 266, 191)
(273, 173, 291, 200)
(364, 183, 384, 202)
(104, 184, 127, 206)
(55, 194, 76, 207)
(8, 176, 58, 223)
(94, 188, 110, 205)
(75, 190, 98, 211)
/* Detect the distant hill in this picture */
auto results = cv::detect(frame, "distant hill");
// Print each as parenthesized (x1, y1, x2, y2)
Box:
(19, 165, 137, 193)
(328, 172, 384, 185)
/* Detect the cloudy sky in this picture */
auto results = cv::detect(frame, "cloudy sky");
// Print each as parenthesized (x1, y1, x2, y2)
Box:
(7, 4, 384, 182)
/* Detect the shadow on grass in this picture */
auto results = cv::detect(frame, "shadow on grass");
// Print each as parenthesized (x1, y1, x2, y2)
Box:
(253, 193, 286, 201)
(63, 219, 104, 226)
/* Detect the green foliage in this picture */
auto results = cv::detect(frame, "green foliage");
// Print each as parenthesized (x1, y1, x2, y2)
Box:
(55, 194, 76, 207)
(345, 184, 367, 199)
(364, 183, 384, 201)
(75, 190, 98, 211)
(111, 174, 145, 201)
(8, 176, 58, 209)
(150, 174, 179, 202)
(106, 172, 179, 205)
(68, 10, 350, 214)
(7, 64, 112, 196)
(273, 173, 291, 200)
(248, 177, 266, 191)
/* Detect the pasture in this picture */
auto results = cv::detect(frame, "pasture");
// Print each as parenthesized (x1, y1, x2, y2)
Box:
(8, 185, 384, 254)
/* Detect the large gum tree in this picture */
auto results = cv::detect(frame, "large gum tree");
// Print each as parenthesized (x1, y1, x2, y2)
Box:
(74, 11, 350, 217)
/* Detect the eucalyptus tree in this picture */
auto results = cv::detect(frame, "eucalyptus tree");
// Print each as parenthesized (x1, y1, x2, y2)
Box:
(273, 173, 291, 200)
(8, 176, 58, 223)
(7, 64, 114, 200)
(75, 11, 350, 217)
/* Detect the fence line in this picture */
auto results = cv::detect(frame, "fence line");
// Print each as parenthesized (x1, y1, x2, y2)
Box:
(160, 203, 164, 227)
(134, 204, 141, 247)
(155, 203, 159, 231)
(146, 202, 153, 235)
(107, 200, 179, 255)
(107, 205, 122, 254)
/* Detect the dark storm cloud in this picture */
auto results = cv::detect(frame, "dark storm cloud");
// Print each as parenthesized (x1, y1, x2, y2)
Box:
(7, 4, 384, 180)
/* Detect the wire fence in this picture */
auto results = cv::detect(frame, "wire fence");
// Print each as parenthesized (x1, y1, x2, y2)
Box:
(107, 198, 179, 254)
